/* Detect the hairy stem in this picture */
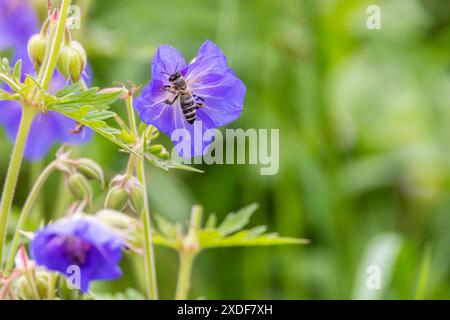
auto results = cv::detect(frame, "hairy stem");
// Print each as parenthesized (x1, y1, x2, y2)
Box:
(5, 161, 57, 271)
(125, 95, 158, 299)
(175, 205, 202, 300)
(47, 273, 58, 300)
(0, 106, 35, 266)
(175, 252, 196, 300)
(38, 0, 72, 90)
(0, 74, 20, 92)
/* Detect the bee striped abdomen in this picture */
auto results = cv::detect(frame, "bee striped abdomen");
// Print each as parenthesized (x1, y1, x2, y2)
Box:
(180, 92, 197, 124)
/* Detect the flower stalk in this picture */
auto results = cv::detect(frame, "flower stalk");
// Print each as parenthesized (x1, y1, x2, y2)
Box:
(175, 252, 196, 300)
(124, 94, 158, 299)
(0, 0, 72, 268)
(5, 161, 57, 271)
(175, 205, 202, 300)
(38, 0, 72, 90)
(0, 105, 36, 265)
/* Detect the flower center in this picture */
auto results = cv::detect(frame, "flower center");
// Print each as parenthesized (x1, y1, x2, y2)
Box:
(63, 236, 92, 265)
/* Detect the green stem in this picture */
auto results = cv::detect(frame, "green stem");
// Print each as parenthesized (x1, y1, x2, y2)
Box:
(125, 95, 158, 299)
(30, 162, 44, 221)
(124, 155, 136, 178)
(0, 74, 20, 92)
(38, 0, 72, 90)
(0, 106, 35, 267)
(175, 205, 202, 300)
(25, 269, 40, 299)
(47, 273, 58, 300)
(5, 161, 57, 271)
(175, 252, 196, 300)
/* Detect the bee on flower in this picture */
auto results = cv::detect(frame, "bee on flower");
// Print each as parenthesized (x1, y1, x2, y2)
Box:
(134, 40, 246, 158)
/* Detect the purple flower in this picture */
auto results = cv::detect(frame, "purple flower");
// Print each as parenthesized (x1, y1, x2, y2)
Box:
(0, 0, 38, 52)
(134, 40, 246, 158)
(0, 0, 92, 161)
(30, 215, 125, 293)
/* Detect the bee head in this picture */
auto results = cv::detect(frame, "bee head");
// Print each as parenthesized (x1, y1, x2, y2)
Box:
(169, 71, 182, 82)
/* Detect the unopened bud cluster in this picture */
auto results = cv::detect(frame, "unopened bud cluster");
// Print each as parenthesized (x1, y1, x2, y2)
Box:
(15, 271, 51, 300)
(56, 40, 87, 82)
(58, 155, 104, 202)
(104, 175, 144, 215)
(27, 33, 47, 69)
(27, 14, 87, 82)
(147, 144, 169, 159)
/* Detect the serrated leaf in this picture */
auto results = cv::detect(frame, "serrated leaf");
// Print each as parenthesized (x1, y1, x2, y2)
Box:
(248, 225, 268, 238)
(152, 232, 178, 249)
(199, 229, 308, 249)
(0, 58, 21, 92)
(217, 203, 259, 236)
(145, 153, 203, 173)
(0, 89, 17, 101)
(117, 130, 136, 144)
(20, 75, 42, 97)
(205, 213, 217, 229)
(48, 103, 141, 158)
(55, 83, 84, 97)
(12, 59, 22, 83)
(154, 215, 178, 241)
(48, 86, 122, 109)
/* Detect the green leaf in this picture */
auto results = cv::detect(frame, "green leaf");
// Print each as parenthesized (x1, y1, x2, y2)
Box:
(152, 232, 178, 249)
(0, 89, 17, 101)
(44, 86, 144, 157)
(154, 215, 178, 241)
(55, 83, 84, 97)
(47, 103, 141, 157)
(0, 57, 21, 92)
(217, 203, 259, 236)
(199, 229, 308, 249)
(205, 213, 217, 229)
(150, 204, 308, 251)
(12, 59, 22, 83)
(145, 153, 203, 173)
(48, 86, 122, 109)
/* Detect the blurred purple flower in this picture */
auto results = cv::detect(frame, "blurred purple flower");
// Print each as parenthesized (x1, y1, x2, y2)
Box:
(134, 40, 246, 158)
(0, 0, 92, 161)
(0, 0, 38, 52)
(30, 215, 125, 293)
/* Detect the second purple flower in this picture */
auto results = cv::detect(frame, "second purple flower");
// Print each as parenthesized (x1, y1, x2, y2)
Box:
(134, 40, 246, 158)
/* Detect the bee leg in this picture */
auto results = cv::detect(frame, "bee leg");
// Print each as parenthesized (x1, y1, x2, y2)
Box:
(165, 93, 179, 105)
(162, 85, 177, 94)
(194, 95, 205, 108)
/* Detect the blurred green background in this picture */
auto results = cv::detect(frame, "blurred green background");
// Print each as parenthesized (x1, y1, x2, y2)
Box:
(2, 0, 450, 299)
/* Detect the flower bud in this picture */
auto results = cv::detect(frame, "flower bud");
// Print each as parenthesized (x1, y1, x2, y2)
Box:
(148, 144, 169, 159)
(65, 172, 93, 201)
(57, 41, 86, 82)
(95, 209, 143, 252)
(27, 34, 47, 68)
(15, 271, 50, 300)
(104, 186, 128, 212)
(96, 209, 138, 230)
(145, 126, 160, 141)
(128, 186, 144, 215)
(76, 158, 105, 187)
(16, 275, 34, 299)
